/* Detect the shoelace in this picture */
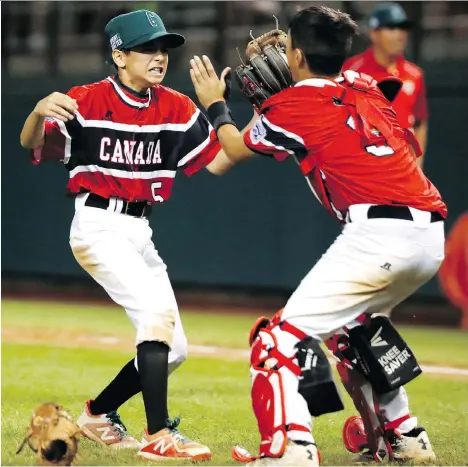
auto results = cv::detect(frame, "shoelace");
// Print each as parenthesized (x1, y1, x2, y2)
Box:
(107, 411, 129, 438)
(166, 416, 190, 444)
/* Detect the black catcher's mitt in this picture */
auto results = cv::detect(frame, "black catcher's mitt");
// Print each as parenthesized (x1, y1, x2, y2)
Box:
(235, 29, 293, 111)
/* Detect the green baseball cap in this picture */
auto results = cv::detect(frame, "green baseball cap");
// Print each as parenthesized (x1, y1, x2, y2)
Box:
(105, 10, 185, 64)
(369, 2, 412, 30)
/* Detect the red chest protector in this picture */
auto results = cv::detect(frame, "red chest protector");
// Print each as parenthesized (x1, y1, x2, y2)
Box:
(298, 71, 422, 178)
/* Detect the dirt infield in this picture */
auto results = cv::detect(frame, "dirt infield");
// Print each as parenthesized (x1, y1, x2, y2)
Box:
(4, 325, 468, 378)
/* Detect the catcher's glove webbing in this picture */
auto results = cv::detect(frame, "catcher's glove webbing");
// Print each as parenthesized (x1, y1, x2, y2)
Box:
(235, 28, 293, 110)
(17, 403, 80, 466)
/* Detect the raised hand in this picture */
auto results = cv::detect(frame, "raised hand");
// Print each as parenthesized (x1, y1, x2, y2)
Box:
(190, 55, 231, 109)
(34, 92, 78, 122)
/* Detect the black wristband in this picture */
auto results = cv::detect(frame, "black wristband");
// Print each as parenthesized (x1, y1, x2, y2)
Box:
(207, 101, 237, 132)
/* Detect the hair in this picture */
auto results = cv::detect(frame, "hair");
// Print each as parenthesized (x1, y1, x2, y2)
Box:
(289, 5, 359, 76)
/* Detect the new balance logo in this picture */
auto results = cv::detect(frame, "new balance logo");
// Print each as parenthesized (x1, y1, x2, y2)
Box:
(150, 438, 175, 455)
(96, 426, 116, 441)
(370, 327, 388, 347)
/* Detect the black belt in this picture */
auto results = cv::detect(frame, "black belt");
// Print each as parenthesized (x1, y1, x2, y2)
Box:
(85, 193, 152, 218)
(365, 205, 444, 223)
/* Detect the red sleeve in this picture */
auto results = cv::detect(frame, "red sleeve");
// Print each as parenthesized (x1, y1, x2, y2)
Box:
(244, 103, 307, 161)
(175, 98, 221, 176)
(414, 76, 428, 123)
(30, 118, 69, 164)
(30, 86, 86, 165)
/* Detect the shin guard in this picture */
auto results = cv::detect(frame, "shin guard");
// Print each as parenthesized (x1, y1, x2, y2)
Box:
(326, 315, 420, 461)
(326, 331, 392, 462)
(250, 327, 295, 458)
(232, 312, 313, 463)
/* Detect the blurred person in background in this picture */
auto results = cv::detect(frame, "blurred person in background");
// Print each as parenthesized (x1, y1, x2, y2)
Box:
(438, 212, 468, 329)
(344, 2, 429, 167)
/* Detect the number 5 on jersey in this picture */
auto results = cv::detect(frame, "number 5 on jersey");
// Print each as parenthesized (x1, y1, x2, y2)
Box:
(346, 116, 395, 157)
(151, 182, 164, 203)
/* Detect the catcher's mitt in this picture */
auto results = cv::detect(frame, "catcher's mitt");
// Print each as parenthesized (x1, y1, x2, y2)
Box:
(235, 28, 293, 110)
(16, 403, 80, 466)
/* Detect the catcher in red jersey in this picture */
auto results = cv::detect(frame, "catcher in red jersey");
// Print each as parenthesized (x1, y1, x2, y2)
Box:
(19, 9, 258, 463)
(190, 6, 445, 466)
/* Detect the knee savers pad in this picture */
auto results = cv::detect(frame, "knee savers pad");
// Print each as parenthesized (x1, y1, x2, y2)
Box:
(347, 316, 422, 394)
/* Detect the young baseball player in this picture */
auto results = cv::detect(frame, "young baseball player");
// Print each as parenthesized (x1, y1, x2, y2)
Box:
(344, 3, 429, 164)
(190, 5, 445, 466)
(19, 9, 247, 462)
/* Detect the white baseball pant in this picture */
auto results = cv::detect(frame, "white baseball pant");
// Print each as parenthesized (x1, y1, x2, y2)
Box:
(276, 205, 445, 441)
(69, 193, 187, 374)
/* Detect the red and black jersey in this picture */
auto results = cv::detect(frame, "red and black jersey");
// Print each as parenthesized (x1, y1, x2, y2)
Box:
(32, 76, 220, 203)
(244, 73, 447, 223)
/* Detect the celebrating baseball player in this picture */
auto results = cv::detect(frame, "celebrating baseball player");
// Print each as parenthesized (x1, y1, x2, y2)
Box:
(19, 8, 250, 462)
(344, 2, 429, 165)
(190, 5, 446, 466)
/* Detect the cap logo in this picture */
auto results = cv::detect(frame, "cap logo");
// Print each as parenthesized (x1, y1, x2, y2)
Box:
(146, 11, 158, 27)
(110, 33, 123, 50)
(369, 17, 380, 29)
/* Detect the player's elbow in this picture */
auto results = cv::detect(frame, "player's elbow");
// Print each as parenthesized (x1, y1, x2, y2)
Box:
(206, 159, 233, 176)
(206, 150, 236, 176)
(20, 134, 33, 149)
(20, 132, 43, 150)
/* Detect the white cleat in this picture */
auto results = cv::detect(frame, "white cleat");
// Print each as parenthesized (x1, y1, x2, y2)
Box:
(391, 427, 436, 462)
(246, 442, 320, 466)
(353, 426, 436, 463)
(76, 400, 140, 449)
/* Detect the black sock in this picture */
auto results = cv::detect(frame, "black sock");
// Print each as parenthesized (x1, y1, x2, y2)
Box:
(89, 358, 141, 415)
(137, 340, 169, 435)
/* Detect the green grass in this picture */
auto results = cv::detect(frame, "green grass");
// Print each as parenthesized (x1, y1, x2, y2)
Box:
(2, 341, 468, 466)
(2, 299, 468, 367)
(2, 299, 468, 465)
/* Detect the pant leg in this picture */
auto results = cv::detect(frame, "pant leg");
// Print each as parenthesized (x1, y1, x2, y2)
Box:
(282, 219, 445, 338)
(142, 239, 188, 375)
(69, 205, 176, 347)
(377, 387, 418, 433)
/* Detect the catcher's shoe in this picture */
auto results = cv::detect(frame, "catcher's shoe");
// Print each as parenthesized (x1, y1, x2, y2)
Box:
(246, 442, 320, 466)
(137, 417, 211, 461)
(353, 426, 436, 463)
(77, 400, 140, 449)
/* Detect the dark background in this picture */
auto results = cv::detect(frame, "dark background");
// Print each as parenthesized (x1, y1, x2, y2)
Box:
(2, 1, 467, 318)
